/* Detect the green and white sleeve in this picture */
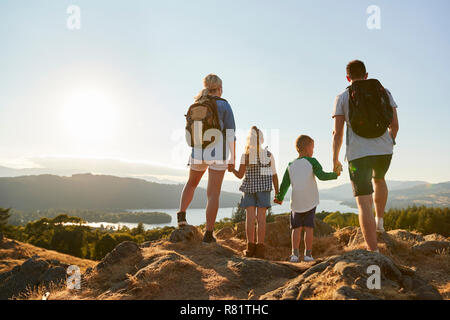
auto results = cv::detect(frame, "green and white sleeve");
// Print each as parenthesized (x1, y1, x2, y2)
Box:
(276, 166, 291, 201)
(305, 157, 338, 181)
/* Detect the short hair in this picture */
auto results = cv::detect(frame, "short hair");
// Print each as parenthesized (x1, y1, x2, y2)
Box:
(346, 60, 366, 80)
(296, 135, 314, 154)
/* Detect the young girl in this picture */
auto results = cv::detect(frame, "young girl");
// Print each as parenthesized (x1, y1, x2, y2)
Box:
(233, 126, 279, 259)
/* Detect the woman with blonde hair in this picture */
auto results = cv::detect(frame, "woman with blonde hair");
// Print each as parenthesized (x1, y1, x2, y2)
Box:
(232, 126, 279, 258)
(177, 74, 236, 243)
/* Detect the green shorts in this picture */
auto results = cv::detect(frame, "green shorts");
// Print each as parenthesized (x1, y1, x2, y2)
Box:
(348, 154, 392, 197)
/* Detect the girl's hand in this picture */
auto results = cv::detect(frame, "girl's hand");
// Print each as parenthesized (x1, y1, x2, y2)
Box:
(273, 198, 282, 205)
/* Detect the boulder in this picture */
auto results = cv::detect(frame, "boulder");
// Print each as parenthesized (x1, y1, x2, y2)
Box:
(424, 233, 448, 242)
(260, 249, 442, 300)
(411, 241, 450, 255)
(334, 227, 358, 246)
(39, 266, 67, 288)
(388, 230, 424, 243)
(96, 241, 142, 270)
(347, 227, 366, 247)
(94, 241, 143, 284)
(216, 227, 234, 240)
(227, 257, 298, 287)
(169, 225, 203, 243)
(0, 256, 69, 300)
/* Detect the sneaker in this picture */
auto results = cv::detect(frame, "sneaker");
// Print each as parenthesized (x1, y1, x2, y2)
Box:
(303, 255, 315, 262)
(202, 231, 217, 243)
(289, 255, 299, 263)
(177, 211, 188, 227)
(376, 226, 386, 233)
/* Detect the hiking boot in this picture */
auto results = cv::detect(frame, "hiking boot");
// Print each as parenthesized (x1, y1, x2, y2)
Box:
(254, 243, 265, 259)
(244, 243, 256, 257)
(303, 255, 315, 262)
(202, 230, 216, 243)
(177, 211, 188, 227)
(289, 255, 299, 263)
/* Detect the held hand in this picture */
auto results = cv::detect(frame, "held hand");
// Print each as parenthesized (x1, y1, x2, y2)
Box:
(333, 160, 343, 177)
(273, 198, 282, 205)
(228, 164, 235, 172)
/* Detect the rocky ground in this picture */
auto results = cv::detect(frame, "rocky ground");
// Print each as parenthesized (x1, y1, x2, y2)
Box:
(0, 216, 449, 300)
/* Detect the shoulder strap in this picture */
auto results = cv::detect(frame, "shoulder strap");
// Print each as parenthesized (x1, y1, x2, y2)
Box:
(208, 95, 228, 103)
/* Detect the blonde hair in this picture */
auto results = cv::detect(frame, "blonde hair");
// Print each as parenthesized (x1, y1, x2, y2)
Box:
(194, 74, 223, 102)
(245, 126, 264, 160)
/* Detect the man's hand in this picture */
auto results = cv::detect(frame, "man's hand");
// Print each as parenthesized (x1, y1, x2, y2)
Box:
(227, 164, 235, 172)
(333, 160, 343, 176)
(273, 198, 282, 205)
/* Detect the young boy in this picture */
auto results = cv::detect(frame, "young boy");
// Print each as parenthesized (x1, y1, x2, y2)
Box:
(274, 135, 341, 262)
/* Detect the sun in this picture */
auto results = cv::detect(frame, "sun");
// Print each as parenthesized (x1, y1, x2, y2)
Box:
(62, 90, 119, 142)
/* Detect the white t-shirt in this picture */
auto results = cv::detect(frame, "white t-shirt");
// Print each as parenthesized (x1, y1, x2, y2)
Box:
(288, 158, 320, 213)
(332, 88, 398, 162)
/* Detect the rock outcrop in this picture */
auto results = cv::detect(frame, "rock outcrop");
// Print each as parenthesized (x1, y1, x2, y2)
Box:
(0, 256, 68, 300)
(169, 225, 203, 243)
(1, 222, 448, 300)
(260, 250, 442, 300)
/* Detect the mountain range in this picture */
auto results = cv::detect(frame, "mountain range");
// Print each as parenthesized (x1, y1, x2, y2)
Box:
(321, 181, 450, 209)
(0, 173, 241, 211)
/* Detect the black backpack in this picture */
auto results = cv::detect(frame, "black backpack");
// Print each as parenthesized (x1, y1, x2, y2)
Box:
(185, 96, 225, 149)
(348, 79, 393, 138)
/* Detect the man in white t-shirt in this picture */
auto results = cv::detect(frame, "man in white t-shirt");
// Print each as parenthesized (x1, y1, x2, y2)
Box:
(332, 60, 399, 252)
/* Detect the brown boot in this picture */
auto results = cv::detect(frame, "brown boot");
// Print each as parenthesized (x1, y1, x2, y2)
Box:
(244, 243, 256, 257)
(254, 243, 265, 259)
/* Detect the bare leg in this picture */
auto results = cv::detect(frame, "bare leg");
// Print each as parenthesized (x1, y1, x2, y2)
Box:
(179, 169, 206, 212)
(256, 208, 267, 244)
(246, 206, 256, 243)
(205, 168, 226, 232)
(291, 227, 302, 254)
(303, 227, 313, 252)
(356, 194, 378, 251)
(373, 178, 388, 219)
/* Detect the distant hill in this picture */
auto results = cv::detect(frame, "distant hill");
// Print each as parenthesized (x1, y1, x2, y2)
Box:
(0, 174, 241, 210)
(332, 181, 450, 209)
(320, 180, 428, 201)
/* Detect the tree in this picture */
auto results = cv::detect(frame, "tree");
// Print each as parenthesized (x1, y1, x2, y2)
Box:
(94, 234, 117, 260)
(0, 208, 11, 230)
(132, 222, 145, 235)
(232, 203, 246, 223)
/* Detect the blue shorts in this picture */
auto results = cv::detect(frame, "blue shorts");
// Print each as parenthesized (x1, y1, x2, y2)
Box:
(240, 191, 272, 208)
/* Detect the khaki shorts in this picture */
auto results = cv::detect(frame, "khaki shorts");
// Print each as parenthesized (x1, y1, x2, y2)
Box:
(189, 157, 228, 172)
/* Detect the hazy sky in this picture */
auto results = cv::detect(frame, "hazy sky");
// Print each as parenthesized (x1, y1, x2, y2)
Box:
(0, 0, 449, 188)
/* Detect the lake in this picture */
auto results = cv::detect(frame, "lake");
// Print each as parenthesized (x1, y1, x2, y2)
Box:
(82, 199, 358, 231)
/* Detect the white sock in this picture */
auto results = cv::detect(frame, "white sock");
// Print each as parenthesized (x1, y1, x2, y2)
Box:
(375, 217, 384, 229)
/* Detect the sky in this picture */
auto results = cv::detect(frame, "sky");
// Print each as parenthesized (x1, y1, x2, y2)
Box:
(0, 0, 449, 189)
